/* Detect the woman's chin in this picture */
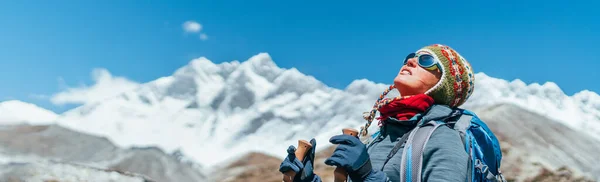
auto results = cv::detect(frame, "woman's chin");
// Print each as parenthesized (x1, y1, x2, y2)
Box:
(393, 77, 412, 89)
(394, 83, 410, 95)
(394, 82, 423, 96)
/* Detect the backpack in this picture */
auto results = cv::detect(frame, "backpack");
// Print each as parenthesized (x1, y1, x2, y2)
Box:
(398, 104, 507, 182)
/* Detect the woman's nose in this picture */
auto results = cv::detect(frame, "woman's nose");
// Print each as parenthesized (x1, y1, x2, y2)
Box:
(405, 57, 418, 67)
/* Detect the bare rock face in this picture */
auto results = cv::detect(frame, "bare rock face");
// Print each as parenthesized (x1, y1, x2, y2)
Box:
(474, 104, 600, 181)
(524, 167, 596, 182)
(0, 124, 119, 163)
(211, 147, 337, 182)
(109, 147, 206, 182)
(0, 161, 152, 182)
(0, 124, 206, 182)
(211, 152, 284, 182)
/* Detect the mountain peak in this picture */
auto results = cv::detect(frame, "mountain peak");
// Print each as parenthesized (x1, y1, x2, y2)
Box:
(245, 53, 278, 69)
(0, 100, 58, 124)
(172, 53, 281, 82)
(238, 53, 282, 82)
(574, 90, 600, 110)
(474, 72, 567, 99)
(174, 57, 221, 77)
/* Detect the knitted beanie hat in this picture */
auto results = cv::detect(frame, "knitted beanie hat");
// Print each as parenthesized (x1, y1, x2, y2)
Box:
(359, 44, 475, 138)
(419, 44, 475, 108)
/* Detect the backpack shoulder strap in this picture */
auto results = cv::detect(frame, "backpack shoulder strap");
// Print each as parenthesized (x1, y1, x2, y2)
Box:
(453, 113, 474, 182)
(399, 120, 444, 182)
(453, 113, 472, 147)
(398, 105, 464, 182)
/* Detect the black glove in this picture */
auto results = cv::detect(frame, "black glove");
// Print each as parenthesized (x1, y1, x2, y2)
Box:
(279, 138, 321, 182)
(324, 134, 374, 181)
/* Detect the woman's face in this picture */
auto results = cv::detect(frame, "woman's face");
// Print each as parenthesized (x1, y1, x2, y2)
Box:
(393, 53, 442, 96)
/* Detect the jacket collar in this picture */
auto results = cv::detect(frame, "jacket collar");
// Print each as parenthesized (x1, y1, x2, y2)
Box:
(378, 104, 456, 137)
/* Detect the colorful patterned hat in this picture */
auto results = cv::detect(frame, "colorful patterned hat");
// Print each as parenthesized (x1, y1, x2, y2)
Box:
(359, 44, 475, 139)
(419, 44, 475, 108)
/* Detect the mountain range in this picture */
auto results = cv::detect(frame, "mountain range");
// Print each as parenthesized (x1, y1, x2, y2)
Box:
(1, 52, 599, 181)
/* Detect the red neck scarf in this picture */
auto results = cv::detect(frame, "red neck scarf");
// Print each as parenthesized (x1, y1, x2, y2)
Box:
(376, 94, 435, 124)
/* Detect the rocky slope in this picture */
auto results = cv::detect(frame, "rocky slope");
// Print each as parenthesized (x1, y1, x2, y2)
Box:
(0, 161, 154, 182)
(473, 103, 600, 181)
(0, 124, 206, 182)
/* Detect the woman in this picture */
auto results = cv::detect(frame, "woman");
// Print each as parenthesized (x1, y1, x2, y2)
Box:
(279, 44, 475, 182)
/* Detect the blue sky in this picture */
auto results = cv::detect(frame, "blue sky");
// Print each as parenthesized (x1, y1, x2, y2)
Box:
(1, 0, 598, 113)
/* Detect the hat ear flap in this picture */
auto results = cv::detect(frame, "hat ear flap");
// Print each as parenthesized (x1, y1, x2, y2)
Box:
(420, 44, 474, 108)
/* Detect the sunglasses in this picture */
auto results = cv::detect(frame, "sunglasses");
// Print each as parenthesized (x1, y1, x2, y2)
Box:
(403, 52, 440, 71)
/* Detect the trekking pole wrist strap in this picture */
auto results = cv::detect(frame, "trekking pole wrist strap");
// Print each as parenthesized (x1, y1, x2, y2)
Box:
(349, 158, 374, 181)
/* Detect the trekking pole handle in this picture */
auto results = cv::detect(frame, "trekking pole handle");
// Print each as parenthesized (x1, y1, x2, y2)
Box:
(283, 139, 312, 182)
(333, 128, 359, 182)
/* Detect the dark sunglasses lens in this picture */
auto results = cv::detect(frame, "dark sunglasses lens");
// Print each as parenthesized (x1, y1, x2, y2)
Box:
(404, 53, 416, 64)
(418, 55, 436, 67)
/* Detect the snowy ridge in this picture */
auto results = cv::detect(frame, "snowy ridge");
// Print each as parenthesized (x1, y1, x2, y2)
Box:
(463, 73, 600, 141)
(0, 100, 58, 125)
(6, 52, 598, 170)
(51, 53, 388, 168)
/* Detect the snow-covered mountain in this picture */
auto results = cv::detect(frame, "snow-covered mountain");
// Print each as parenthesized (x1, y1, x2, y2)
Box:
(5, 52, 600, 175)
(0, 100, 58, 125)
(53, 53, 391, 168)
(46, 52, 600, 170)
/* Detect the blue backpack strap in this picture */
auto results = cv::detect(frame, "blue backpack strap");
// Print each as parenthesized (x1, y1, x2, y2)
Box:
(453, 114, 473, 182)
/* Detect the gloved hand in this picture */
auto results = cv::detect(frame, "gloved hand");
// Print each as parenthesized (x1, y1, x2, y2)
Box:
(279, 138, 321, 182)
(324, 134, 374, 181)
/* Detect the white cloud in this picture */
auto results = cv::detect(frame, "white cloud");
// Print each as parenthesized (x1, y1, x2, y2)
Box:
(199, 33, 208, 40)
(50, 68, 140, 105)
(182, 21, 202, 33)
(182, 20, 208, 40)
